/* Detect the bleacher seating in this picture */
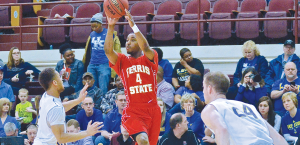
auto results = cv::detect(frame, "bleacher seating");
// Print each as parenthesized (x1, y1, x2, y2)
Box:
(70, 3, 101, 44)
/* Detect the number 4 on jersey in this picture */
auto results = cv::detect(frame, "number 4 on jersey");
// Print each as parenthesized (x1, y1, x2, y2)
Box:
(136, 73, 142, 84)
(232, 104, 258, 119)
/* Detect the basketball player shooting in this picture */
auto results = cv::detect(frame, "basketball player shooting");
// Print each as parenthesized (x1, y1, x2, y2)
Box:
(104, 10, 161, 145)
(201, 72, 288, 145)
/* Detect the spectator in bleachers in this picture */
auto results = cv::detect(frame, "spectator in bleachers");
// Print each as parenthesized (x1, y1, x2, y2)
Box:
(76, 97, 103, 138)
(157, 66, 175, 110)
(64, 72, 105, 113)
(281, 92, 300, 143)
(24, 124, 37, 145)
(172, 48, 204, 90)
(0, 65, 14, 102)
(15, 88, 33, 131)
(95, 91, 127, 145)
(110, 124, 136, 145)
(82, 13, 121, 94)
(180, 94, 205, 143)
(4, 122, 18, 136)
(258, 96, 281, 132)
(0, 98, 19, 137)
(265, 40, 300, 94)
(157, 97, 171, 136)
(55, 43, 84, 100)
(235, 67, 267, 107)
(28, 95, 40, 124)
(227, 40, 268, 100)
(157, 113, 200, 145)
(153, 48, 173, 84)
(271, 62, 300, 117)
(101, 75, 124, 114)
(2, 47, 40, 95)
(66, 119, 94, 145)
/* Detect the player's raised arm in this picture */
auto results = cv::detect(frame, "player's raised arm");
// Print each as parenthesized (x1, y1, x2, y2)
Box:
(125, 9, 155, 61)
(104, 17, 119, 65)
(201, 105, 230, 145)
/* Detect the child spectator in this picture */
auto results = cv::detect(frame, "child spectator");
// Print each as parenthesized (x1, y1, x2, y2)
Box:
(15, 88, 33, 131)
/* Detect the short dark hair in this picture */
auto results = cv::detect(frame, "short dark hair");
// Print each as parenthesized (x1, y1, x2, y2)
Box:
(152, 48, 163, 62)
(190, 74, 203, 91)
(39, 68, 56, 91)
(169, 113, 183, 129)
(180, 48, 190, 58)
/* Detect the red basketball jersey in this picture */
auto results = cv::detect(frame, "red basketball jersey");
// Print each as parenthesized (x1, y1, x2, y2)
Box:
(109, 52, 158, 104)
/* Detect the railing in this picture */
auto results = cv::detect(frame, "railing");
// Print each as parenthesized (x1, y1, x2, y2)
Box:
(0, 0, 299, 49)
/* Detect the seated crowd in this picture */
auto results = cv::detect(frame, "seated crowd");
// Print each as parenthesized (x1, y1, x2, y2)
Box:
(2, 36, 300, 144)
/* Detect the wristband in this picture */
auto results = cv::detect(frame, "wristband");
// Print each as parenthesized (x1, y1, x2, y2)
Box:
(131, 25, 140, 33)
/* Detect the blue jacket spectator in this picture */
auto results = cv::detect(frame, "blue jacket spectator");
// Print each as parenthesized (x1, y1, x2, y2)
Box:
(0, 98, 19, 137)
(3, 47, 40, 95)
(227, 40, 268, 100)
(55, 43, 84, 93)
(0, 66, 14, 102)
(95, 91, 127, 145)
(76, 97, 103, 137)
(180, 94, 205, 141)
(265, 40, 300, 93)
(153, 48, 173, 84)
(235, 67, 267, 107)
(271, 62, 300, 117)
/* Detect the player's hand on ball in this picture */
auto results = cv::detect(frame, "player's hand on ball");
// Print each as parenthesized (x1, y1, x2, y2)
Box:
(107, 17, 119, 26)
(78, 83, 89, 102)
(86, 120, 104, 136)
(125, 9, 135, 27)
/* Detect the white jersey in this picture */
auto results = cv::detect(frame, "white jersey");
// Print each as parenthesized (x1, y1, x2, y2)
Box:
(208, 99, 273, 145)
(33, 93, 66, 145)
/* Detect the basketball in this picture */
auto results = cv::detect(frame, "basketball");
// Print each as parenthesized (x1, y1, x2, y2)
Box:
(103, 0, 129, 18)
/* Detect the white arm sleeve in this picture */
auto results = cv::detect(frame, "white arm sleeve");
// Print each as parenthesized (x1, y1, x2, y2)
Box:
(274, 114, 281, 132)
(46, 106, 65, 126)
(283, 134, 298, 142)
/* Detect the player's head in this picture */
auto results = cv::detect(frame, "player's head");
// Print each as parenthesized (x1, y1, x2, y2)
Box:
(152, 48, 163, 62)
(82, 72, 95, 88)
(126, 33, 141, 55)
(282, 92, 298, 111)
(115, 91, 127, 110)
(67, 119, 80, 133)
(180, 48, 193, 63)
(59, 43, 74, 65)
(81, 97, 94, 115)
(185, 74, 203, 91)
(4, 122, 17, 136)
(27, 124, 38, 142)
(90, 13, 103, 33)
(0, 98, 12, 116)
(115, 75, 124, 90)
(242, 40, 260, 60)
(180, 94, 196, 110)
(170, 113, 188, 132)
(39, 68, 64, 93)
(284, 62, 297, 79)
(203, 72, 230, 104)
(18, 88, 29, 103)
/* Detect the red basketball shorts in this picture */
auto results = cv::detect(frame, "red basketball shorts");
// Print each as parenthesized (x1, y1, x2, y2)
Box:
(122, 102, 161, 145)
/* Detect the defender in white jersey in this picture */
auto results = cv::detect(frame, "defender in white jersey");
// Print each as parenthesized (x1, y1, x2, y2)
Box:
(201, 72, 288, 145)
(34, 68, 103, 145)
